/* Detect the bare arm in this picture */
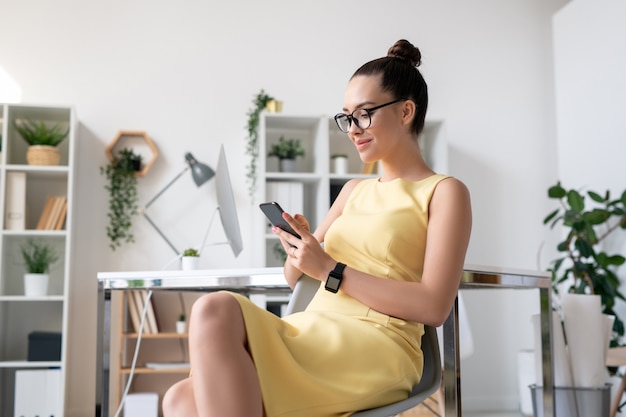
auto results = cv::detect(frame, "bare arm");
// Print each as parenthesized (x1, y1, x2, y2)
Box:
(277, 177, 472, 326)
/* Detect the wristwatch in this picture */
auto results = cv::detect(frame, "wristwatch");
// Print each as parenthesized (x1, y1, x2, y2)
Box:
(325, 262, 346, 293)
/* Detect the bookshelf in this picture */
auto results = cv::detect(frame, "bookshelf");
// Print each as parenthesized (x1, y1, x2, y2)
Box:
(0, 103, 76, 416)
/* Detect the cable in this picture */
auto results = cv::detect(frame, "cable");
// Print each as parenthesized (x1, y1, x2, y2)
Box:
(113, 289, 153, 417)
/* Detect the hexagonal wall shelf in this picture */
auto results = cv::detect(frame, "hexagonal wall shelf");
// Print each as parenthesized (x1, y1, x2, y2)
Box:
(106, 130, 159, 177)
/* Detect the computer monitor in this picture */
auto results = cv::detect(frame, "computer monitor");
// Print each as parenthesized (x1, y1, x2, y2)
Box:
(214, 144, 243, 257)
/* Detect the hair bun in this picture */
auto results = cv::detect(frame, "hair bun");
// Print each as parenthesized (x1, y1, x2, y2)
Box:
(387, 39, 422, 67)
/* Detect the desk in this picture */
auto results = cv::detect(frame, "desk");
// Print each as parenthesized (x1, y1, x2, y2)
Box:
(96, 265, 554, 417)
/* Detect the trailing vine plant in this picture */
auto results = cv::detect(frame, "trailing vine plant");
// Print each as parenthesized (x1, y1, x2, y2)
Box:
(245, 89, 274, 201)
(101, 148, 142, 250)
(544, 181, 626, 347)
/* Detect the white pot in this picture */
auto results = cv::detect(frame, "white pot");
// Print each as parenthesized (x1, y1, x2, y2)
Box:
(181, 256, 199, 270)
(176, 321, 187, 334)
(332, 156, 348, 174)
(24, 273, 49, 297)
(279, 158, 296, 172)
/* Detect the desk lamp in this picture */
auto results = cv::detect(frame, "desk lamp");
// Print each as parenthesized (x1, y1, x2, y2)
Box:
(141, 152, 215, 255)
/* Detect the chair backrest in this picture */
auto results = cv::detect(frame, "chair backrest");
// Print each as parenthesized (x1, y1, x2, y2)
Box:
(285, 275, 442, 417)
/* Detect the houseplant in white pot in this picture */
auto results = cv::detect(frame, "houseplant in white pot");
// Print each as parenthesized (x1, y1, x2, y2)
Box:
(20, 238, 59, 297)
(176, 313, 187, 334)
(268, 136, 305, 172)
(181, 248, 200, 270)
(13, 118, 69, 166)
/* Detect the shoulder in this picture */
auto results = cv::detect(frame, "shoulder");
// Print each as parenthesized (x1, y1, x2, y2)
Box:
(430, 176, 472, 216)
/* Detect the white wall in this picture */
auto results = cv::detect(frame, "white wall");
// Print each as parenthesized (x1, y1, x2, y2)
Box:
(0, 0, 574, 415)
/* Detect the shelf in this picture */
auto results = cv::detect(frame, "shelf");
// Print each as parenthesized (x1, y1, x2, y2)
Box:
(122, 332, 187, 339)
(0, 360, 62, 369)
(120, 366, 190, 375)
(0, 295, 64, 302)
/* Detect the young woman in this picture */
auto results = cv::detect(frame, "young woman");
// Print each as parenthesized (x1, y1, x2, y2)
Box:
(163, 39, 472, 417)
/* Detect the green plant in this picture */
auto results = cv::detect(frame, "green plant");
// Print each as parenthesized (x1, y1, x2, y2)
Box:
(13, 118, 69, 147)
(544, 181, 626, 347)
(268, 136, 305, 160)
(178, 313, 186, 322)
(182, 248, 199, 257)
(331, 153, 348, 159)
(245, 89, 274, 200)
(20, 239, 59, 274)
(100, 148, 142, 250)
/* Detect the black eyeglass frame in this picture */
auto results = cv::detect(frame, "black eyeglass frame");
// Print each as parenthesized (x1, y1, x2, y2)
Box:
(334, 98, 409, 133)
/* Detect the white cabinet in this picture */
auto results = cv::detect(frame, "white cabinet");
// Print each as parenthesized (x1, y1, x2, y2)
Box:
(254, 112, 446, 267)
(0, 104, 76, 416)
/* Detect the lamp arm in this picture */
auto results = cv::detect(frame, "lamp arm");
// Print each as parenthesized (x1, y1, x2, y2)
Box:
(143, 211, 180, 255)
(144, 166, 190, 209)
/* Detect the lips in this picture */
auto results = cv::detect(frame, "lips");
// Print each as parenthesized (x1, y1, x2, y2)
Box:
(355, 138, 372, 151)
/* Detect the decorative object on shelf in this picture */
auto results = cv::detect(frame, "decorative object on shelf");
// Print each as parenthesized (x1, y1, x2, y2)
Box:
(265, 99, 283, 113)
(101, 148, 142, 250)
(543, 181, 626, 349)
(331, 154, 348, 174)
(105, 130, 159, 177)
(245, 89, 274, 200)
(181, 248, 200, 270)
(268, 136, 305, 173)
(13, 118, 69, 166)
(20, 238, 59, 297)
(176, 313, 187, 334)
(141, 153, 215, 255)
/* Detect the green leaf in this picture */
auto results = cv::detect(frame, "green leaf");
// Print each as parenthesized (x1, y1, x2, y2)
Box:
(567, 189, 584, 213)
(548, 183, 566, 198)
(543, 208, 560, 225)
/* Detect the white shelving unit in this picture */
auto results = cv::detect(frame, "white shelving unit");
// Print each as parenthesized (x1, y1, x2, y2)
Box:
(0, 104, 76, 416)
(254, 112, 447, 268)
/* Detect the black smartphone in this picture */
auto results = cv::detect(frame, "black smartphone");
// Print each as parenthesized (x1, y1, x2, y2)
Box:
(259, 201, 301, 239)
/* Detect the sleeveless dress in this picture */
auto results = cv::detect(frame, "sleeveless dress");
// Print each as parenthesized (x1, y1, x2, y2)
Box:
(230, 174, 449, 417)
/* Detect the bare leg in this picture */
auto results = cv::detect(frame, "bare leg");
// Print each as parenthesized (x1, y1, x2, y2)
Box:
(162, 378, 198, 417)
(188, 292, 264, 417)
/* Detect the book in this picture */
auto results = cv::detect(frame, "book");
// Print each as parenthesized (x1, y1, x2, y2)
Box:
(5, 171, 26, 230)
(126, 291, 141, 333)
(45, 196, 66, 230)
(140, 290, 159, 334)
(131, 291, 151, 334)
(36, 197, 56, 230)
(54, 199, 68, 230)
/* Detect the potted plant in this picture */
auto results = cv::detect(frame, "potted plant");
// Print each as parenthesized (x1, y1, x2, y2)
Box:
(544, 181, 626, 349)
(100, 148, 142, 250)
(245, 89, 274, 200)
(331, 153, 349, 174)
(268, 136, 305, 172)
(20, 238, 59, 297)
(176, 313, 187, 334)
(13, 118, 69, 166)
(181, 247, 200, 270)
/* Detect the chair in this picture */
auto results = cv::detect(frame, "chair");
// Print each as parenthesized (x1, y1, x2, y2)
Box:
(284, 275, 443, 417)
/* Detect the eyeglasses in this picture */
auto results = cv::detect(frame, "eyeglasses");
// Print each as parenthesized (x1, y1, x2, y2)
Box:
(334, 98, 408, 133)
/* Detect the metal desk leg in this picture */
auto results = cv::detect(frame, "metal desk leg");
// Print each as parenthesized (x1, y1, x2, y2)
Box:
(443, 297, 461, 417)
(540, 286, 555, 417)
(95, 282, 107, 417)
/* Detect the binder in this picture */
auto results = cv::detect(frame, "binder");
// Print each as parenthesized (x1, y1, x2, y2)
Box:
(5, 171, 26, 230)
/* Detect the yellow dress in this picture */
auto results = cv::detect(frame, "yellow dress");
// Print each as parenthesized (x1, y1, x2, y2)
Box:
(231, 174, 450, 417)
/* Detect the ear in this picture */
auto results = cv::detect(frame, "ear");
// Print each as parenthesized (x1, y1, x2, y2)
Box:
(400, 100, 416, 127)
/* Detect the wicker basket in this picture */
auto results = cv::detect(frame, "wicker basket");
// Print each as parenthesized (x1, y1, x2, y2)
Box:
(27, 145, 61, 166)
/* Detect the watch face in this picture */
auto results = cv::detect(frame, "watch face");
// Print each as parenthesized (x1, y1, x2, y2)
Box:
(325, 275, 341, 293)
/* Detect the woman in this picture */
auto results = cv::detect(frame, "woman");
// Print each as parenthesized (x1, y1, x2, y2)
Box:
(163, 39, 472, 417)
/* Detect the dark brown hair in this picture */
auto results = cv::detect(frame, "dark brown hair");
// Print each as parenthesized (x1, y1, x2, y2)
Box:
(352, 39, 428, 136)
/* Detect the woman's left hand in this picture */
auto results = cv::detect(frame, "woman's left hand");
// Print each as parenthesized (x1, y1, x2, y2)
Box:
(273, 212, 335, 282)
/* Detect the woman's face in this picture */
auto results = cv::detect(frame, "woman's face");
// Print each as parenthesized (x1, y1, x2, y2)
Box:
(342, 75, 407, 163)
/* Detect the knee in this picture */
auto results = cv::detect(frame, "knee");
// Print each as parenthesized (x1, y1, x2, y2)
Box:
(162, 378, 194, 417)
(189, 292, 241, 333)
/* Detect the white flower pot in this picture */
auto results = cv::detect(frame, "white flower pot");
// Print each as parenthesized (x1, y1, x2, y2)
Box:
(176, 321, 187, 334)
(279, 158, 296, 172)
(181, 256, 199, 270)
(24, 273, 49, 296)
(332, 156, 348, 174)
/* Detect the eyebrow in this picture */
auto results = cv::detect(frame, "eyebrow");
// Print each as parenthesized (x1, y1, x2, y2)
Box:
(342, 101, 376, 113)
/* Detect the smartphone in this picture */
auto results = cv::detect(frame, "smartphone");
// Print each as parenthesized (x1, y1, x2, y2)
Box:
(259, 202, 301, 239)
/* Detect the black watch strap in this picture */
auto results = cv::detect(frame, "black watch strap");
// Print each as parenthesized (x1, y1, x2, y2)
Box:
(325, 262, 346, 293)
